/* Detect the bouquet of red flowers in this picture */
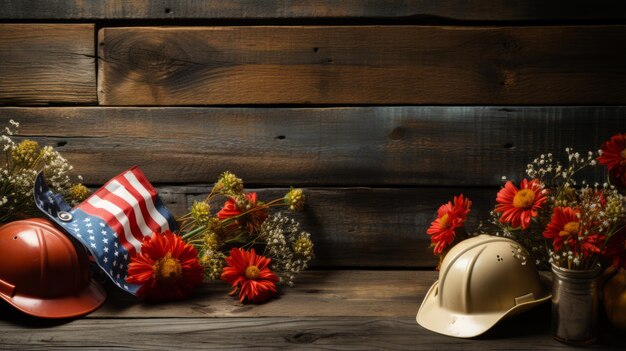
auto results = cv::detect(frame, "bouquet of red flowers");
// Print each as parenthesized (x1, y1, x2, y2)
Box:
(426, 134, 626, 272)
(177, 172, 314, 303)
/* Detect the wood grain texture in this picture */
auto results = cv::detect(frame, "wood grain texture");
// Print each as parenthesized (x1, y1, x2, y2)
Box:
(93, 270, 437, 318)
(0, 24, 96, 106)
(1, 0, 625, 21)
(98, 26, 626, 105)
(0, 314, 622, 350)
(0, 107, 622, 186)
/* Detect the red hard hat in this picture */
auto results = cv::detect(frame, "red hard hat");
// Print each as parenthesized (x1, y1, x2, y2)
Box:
(0, 218, 106, 318)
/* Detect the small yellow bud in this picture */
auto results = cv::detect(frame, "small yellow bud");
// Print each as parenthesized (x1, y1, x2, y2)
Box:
(203, 231, 220, 251)
(12, 139, 41, 166)
(215, 171, 244, 195)
(69, 183, 90, 202)
(293, 234, 314, 259)
(200, 250, 225, 280)
(285, 188, 305, 211)
(191, 201, 211, 225)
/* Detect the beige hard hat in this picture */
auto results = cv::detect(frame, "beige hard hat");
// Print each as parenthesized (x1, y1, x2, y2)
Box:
(416, 234, 550, 338)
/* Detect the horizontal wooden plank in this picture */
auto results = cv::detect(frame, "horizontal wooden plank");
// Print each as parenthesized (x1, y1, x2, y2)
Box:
(157, 186, 498, 268)
(0, 107, 622, 186)
(1, 1, 626, 21)
(99, 26, 626, 105)
(93, 270, 437, 318)
(0, 314, 622, 350)
(0, 24, 96, 106)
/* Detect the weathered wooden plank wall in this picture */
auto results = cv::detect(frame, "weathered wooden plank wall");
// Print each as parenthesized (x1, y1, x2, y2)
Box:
(98, 26, 626, 105)
(2, 107, 625, 266)
(0, 3, 624, 269)
(0, 24, 96, 105)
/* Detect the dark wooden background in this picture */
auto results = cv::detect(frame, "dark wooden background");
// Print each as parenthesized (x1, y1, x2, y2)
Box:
(1, 1, 626, 349)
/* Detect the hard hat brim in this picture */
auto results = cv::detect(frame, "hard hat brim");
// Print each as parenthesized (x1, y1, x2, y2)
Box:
(0, 278, 106, 319)
(416, 275, 551, 338)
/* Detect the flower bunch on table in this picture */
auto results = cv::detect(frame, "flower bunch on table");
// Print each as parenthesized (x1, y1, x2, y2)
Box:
(491, 139, 625, 270)
(176, 171, 314, 303)
(0, 120, 89, 223)
(426, 133, 626, 271)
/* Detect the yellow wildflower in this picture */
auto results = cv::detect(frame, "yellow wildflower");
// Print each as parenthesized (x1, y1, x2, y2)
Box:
(215, 171, 243, 195)
(285, 188, 305, 211)
(200, 250, 225, 280)
(69, 183, 90, 202)
(293, 234, 314, 259)
(191, 201, 211, 225)
(203, 231, 220, 251)
(12, 140, 41, 166)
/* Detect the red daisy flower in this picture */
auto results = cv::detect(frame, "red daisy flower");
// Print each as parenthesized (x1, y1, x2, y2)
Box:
(598, 133, 626, 186)
(217, 192, 268, 232)
(543, 207, 581, 253)
(221, 248, 279, 303)
(495, 179, 547, 230)
(126, 231, 204, 301)
(426, 194, 472, 255)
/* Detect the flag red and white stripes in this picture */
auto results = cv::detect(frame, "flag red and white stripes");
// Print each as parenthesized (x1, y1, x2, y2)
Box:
(78, 167, 171, 255)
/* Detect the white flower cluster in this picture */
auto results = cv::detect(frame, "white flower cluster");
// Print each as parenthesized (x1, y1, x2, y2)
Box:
(259, 213, 314, 286)
(526, 148, 598, 188)
(41, 146, 75, 191)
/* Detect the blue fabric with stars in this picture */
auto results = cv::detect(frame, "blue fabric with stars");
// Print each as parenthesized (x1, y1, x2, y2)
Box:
(33, 172, 176, 296)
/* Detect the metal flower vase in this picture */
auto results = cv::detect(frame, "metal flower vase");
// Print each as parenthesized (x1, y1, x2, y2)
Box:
(551, 263, 602, 345)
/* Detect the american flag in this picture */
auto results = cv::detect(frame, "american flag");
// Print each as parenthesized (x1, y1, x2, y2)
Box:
(34, 166, 178, 295)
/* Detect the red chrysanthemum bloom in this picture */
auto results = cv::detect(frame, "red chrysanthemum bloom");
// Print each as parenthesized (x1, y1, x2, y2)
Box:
(543, 207, 581, 253)
(426, 194, 472, 255)
(495, 179, 547, 230)
(580, 233, 606, 258)
(217, 192, 268, 232)
(126, 231, 204, 301)
(598, 133, 626, 186)
(221, 248, 279, 303)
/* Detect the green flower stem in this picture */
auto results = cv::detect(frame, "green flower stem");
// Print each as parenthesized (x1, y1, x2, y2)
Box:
(181, 225, 206, 240)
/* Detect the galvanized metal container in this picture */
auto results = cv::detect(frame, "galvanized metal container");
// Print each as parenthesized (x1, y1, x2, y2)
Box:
(551, 263, 602, 345)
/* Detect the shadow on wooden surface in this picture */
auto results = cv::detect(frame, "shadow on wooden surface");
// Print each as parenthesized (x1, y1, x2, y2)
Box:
(0, 302, 76, 328)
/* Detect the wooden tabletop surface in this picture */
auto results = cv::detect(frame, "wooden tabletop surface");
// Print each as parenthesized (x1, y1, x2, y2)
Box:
(0, 270, 624, 350)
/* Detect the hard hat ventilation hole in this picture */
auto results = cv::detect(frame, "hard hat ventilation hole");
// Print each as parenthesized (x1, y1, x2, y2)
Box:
(13, 235, 17, 240)
(497, 254, 503, 262)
